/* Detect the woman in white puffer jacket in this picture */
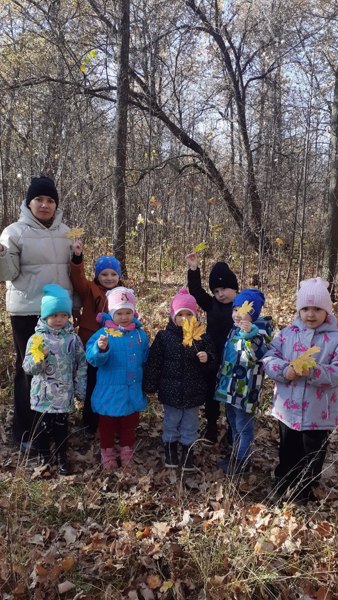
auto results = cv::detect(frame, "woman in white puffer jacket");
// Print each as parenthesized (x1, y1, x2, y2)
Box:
(0, 176, 74, 450)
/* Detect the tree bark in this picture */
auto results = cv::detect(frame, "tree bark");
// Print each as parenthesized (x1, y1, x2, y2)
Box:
(112, 0, 130, 271)
(325, 68, 338, 299)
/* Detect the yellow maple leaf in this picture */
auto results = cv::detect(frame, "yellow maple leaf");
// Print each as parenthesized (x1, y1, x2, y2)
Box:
(290, 346, 320, 375)
(193, 242, 208, 252)
(30, 334, 45, 363)
(182, 316, 205, 347)
(65, 227, 85, 239)
(237, 301, 254, 317)
(105, 328, 123, 337)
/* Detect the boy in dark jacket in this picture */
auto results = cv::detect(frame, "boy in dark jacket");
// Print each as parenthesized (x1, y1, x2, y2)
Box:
(143, 289, 217, 471)
(186, 253, 239, 444)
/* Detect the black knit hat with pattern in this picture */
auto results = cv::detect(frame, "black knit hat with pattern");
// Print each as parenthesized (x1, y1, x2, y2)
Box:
(209, 262, 238, 292)
(26, 176, 59, 207)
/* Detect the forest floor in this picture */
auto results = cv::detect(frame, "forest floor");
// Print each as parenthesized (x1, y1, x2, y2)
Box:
(0, 269, 337, 600)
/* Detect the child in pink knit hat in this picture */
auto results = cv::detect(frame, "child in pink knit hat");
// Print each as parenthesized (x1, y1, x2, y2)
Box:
(144, 289, 217, 471)
(263, 277, 338, 504)
(86, 287, 149, 472)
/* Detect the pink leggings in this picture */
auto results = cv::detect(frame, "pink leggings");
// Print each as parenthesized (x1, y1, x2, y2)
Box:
(98, 413, 139, 448)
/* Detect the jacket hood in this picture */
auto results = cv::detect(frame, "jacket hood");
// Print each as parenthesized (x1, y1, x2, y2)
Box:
(19, 201, 64, 231)
(292, 314, 338, 334)
(35, 317, 74, 335)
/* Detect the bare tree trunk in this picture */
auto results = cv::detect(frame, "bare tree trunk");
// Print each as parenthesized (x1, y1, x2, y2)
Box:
(325, 68, 338, 299)
(112, 0, 130, 271)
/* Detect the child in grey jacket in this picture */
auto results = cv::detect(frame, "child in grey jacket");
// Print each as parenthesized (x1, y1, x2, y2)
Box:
(23, 284, 87, 476)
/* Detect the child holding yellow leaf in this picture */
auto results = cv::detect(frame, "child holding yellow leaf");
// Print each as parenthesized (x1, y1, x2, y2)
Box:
(86, 287, 149, 471)
(143, 289, 217, 471)
(70, 238, 123, 433)
(214, 289, 269, 475)
(23, 285, 87, 476)
(263, 277, 338, 504)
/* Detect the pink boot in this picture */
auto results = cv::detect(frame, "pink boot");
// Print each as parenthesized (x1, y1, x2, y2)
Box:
(120, 446, 134, 468)
(100, 447, 117, 472)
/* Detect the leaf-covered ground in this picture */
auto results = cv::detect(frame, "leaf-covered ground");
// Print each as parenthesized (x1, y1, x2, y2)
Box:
(0, 276, 337, 600)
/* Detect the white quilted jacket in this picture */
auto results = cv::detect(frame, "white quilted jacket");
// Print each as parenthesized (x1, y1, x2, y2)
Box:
(0, 202, 73, 315)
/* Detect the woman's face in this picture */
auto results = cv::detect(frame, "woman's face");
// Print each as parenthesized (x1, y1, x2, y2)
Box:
(29, 195, 57, 222)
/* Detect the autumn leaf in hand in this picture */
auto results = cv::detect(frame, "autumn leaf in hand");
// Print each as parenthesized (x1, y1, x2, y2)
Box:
(290, 346, 320, 375)
(182, 316, 205, 347)
(104, 328, 123, 337)
(193, 242, 208, 252)
(237, 301, 254, 317)
(30, 334, 45, 363)
(65, 227, 85, 239)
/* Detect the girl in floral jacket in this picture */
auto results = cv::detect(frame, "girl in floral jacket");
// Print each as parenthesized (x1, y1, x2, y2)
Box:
(263, 277, 338, 503)
(23, 284, 87, 476)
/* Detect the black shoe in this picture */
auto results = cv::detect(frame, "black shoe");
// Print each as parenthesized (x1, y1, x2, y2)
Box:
(201, 423, 218, 445)
(164, 442, 179, 468)
(57, 453, 71, 476)
(181, 445, 195, 472)
(217, 454, 251, 475)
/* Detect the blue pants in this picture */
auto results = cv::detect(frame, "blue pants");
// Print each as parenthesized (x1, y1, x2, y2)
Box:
(226, 404, 254, 462)
(162, 405, 200, 446)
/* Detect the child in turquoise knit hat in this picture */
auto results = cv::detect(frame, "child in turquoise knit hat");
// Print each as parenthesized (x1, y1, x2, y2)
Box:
(23, 284, 87, 477)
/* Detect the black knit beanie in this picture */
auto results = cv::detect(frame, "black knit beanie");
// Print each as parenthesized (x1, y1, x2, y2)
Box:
(26, 176, 59, 207)
(209, 262, 239, 292)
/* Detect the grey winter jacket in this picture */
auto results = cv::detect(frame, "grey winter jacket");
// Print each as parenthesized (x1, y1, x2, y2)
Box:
(0, 202, 73, 315)
(263, 315, 338, 431)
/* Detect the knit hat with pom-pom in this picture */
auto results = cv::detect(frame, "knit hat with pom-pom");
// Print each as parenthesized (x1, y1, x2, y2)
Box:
(170, 288, 198, 319)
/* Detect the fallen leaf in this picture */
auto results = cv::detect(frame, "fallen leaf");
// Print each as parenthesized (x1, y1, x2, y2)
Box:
(58, 580, 76, 594)
(146, 574, 162, 589)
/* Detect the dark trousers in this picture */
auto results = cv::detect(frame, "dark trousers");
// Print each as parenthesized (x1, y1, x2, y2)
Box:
(276, 421, 329, 497)
(82, 363, 99, 432)
(10, 315, 39, 444)
(98, 413, 139, 448)
(205, 375, 220, 423)
(34, 411, 69, 458)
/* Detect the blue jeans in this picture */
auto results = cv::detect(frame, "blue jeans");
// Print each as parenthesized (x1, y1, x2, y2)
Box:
(162, 405, 200, 446)
(226, 404, 254, 462)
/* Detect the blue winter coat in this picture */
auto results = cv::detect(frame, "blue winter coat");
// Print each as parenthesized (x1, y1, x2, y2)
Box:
(86, 317, 149, 417)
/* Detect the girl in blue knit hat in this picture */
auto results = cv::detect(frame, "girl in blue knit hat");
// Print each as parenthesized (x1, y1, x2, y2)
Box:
(70, 238, 123, 433)
(214, 288, 272, 475)
(23, 284, 87, 477)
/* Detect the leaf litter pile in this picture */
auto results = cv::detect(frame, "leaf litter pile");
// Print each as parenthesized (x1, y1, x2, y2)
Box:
(0, 278, 337, 600)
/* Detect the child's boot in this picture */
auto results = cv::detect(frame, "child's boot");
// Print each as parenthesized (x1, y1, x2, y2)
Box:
(164, 442, 179, 468)
(101, 447, 117, 472)
(120, 445, 134, 468)
(202, 420, 218, 445)
(57, 451, 71, 476)
(181, 445, 195, 472)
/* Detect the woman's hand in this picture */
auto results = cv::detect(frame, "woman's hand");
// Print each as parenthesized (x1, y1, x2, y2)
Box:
(186, 252, 198, 270)
(72, 238, 83, 256)
(98, 335, 108, 352)
(197, 351, 208, 363)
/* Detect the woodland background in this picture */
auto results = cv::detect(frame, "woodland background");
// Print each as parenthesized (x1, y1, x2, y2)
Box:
(0, 1, 338, 600)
